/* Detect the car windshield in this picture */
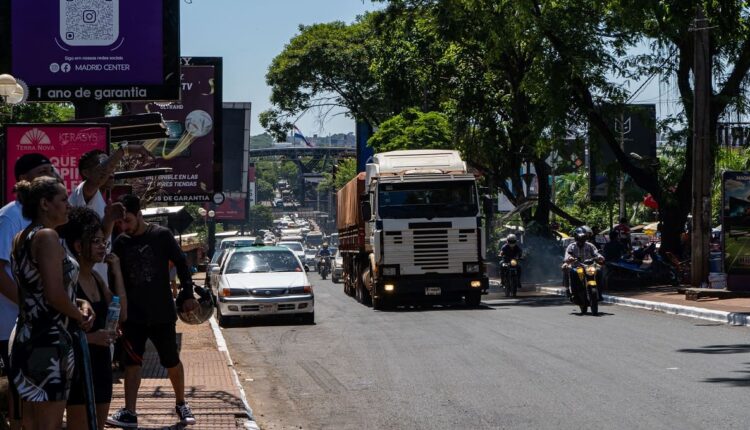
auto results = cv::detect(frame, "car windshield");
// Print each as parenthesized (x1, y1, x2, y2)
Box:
(278, 242, 304, 252)
(225, 251, 302, 274)
(378, 180, 478, 219)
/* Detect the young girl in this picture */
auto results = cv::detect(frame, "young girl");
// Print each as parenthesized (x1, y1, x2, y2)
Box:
(60, 207, 127, 430)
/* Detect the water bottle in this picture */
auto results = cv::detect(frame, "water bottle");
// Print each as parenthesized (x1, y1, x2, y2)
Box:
(105, 296, 121, 336)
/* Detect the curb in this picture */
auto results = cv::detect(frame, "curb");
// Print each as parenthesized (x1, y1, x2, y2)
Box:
(208, 317, 261, 430)
(534, 286, 750, 326)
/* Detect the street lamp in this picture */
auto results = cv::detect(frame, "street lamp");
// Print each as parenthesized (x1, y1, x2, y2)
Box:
(0, 74, 26, 105)
(198, 207, 217, 258)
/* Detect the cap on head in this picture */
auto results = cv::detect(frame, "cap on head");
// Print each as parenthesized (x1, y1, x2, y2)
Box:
(14, 153, 51, 180)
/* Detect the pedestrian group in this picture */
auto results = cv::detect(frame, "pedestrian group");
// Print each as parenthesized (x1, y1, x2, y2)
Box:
(0, 147, 200, 429)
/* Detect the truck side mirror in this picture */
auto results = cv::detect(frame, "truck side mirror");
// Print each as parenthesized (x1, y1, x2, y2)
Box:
(361, 201, 372, 222)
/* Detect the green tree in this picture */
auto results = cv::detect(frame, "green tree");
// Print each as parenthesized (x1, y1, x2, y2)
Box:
(368, 108, 452, 152)
(260, 18, 387, 139)
(250, 133, 274, 149)
(248, 205, 273, 232)
(0, 103, 74, 126)
(256, 178, 275, 203)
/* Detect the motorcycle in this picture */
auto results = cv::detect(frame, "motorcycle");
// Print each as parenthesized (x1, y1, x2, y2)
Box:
(603, 242, 678, 289)
(569, 259, 601, 315)
(501, 258, 521, 297)
(318, 256, 331, 280)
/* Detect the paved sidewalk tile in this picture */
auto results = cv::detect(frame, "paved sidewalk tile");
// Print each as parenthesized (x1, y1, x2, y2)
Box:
(107, 320, 250, 430)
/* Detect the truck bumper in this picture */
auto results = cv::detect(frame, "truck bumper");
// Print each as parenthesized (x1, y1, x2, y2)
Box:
(377, 274, 489, 300)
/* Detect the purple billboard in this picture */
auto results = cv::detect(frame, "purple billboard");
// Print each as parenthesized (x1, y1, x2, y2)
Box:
(125, 58, 223, 203)
(0, 0, 180, 102)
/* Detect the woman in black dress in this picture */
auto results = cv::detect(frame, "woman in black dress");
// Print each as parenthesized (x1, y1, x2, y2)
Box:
(60, 207, 127, 430)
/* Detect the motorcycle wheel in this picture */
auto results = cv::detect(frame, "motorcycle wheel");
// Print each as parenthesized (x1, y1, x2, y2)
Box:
(321, 270, 328, 280)
(511, 274, 518, 297)
(574, 286, 587, 314)
(590, 288, 599, 316)
(504, 279, 510, 297)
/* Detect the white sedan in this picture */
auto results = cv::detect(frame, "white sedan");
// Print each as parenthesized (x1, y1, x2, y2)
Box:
(215, 245, 314, 326)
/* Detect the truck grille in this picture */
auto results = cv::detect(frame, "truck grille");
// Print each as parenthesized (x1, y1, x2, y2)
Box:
(413, 229, 449, 270)
(384, 227, 477, 274)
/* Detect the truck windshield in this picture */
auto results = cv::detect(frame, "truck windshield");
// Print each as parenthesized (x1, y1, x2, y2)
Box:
(378, 181, 478, 219)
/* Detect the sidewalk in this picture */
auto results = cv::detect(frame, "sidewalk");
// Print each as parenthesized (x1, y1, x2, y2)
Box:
(488, 278, 750, 326)
(106, 275, 257, 430)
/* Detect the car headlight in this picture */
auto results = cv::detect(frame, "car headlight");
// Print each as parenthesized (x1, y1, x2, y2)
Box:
(382, 266, 398, 276)
(464, 263, 480, 273)
(585, 266, 597, 276)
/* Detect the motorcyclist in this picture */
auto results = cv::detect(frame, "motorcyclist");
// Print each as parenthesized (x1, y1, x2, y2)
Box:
(499, 234, 523, 287)
(563, 227, 604, 299)
(317, 242, 332, 273)
(603, 230, 627, 262)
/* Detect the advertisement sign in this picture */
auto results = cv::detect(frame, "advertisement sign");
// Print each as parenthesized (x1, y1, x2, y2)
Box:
(4, 124, 110, 202)
(211, 195, 247, 222)
(722, 171, 750, 291)
(589, 104, 656, 201)
(222, 103, 252, 193)
(125, 58, 223, 203)
(0, 0, 180, 102)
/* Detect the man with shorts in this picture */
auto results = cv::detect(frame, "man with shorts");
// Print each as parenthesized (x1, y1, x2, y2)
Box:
(107, 195, 198, 428)
(0, 154, 58, 429)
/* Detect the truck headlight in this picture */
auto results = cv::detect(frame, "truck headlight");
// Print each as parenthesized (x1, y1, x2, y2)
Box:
(382, 266, 399, 276)
(464, 263, 480, 273)
(384, 283, 395, 292)
(470, 280, 482, 288)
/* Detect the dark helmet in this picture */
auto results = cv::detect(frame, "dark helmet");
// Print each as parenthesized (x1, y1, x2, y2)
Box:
(177, 286, 215, 325)
(574, 227, 588, 244)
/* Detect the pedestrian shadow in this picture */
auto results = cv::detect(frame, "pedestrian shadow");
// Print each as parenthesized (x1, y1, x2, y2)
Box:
(696, 362, 750, 387)
(676, 344, 750, 354)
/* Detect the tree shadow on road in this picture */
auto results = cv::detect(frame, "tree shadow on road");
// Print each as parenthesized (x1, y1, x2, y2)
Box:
(677, 344, 750, 354)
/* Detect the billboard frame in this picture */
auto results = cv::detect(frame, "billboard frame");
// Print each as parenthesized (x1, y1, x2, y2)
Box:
(0, 0, 181, 102)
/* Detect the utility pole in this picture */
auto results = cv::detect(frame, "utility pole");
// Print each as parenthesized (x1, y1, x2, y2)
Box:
(619, 112, 626, 221)
(691, 7, 711, 287)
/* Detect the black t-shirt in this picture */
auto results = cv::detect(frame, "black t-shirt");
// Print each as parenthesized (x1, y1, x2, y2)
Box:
(113, 224, 192, 324)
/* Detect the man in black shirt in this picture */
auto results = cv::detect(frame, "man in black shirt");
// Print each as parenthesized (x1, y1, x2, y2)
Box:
(107, 195, 198, 428)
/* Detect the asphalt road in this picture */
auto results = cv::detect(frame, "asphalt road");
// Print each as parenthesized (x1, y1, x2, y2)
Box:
(221, 275, 750, 429)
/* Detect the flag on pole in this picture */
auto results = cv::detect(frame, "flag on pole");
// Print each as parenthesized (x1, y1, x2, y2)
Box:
(293, 125, 314, 147)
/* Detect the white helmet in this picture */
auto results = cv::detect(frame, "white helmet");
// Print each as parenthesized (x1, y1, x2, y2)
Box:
(507, 234, 518, 245)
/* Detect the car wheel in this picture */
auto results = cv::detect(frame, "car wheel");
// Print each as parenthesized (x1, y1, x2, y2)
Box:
(217, 307, 232, 327)
(301, 311, 315, 324)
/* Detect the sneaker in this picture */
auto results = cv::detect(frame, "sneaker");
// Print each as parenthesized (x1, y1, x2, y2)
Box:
(106, 408, 138, 428)
(176, 401, 196, 425)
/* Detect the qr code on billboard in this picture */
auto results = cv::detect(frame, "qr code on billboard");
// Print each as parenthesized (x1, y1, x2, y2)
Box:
(59, 0, 119, 47)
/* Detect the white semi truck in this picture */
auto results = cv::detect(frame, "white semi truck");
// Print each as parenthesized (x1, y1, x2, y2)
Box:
(337, 149, 489, 309)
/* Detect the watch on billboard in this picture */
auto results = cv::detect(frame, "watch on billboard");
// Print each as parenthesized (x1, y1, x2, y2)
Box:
(3, 123, 110, 202)
(0, 0, 180, 102)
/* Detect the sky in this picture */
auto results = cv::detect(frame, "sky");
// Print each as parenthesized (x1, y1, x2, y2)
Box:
(180, 0, 379, 138)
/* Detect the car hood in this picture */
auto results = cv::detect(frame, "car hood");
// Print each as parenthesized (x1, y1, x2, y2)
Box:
(223, 272, 309, 289)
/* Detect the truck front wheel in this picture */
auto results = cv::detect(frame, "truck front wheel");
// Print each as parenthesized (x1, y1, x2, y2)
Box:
(465, 292, 482, 308)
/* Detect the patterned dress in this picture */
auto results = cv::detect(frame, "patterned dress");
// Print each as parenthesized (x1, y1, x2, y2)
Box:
(9, 226, 79, 402)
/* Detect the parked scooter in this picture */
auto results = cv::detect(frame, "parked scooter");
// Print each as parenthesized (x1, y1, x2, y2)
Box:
(569, 259, 601, 315)
(318, 256, 332, 280)
(603, 242, 678, 289)
(501, 258, 521, 297)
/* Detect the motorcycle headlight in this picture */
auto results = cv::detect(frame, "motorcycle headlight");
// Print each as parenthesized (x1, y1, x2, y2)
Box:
(585, 266, 597, 276)
(510, 259, 518, 267)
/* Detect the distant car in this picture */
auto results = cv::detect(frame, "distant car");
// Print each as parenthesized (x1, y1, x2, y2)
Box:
(304, 249, 318, 268)
(277, 241, 307, 267)
(205, 249, 226, 289)
(215, 245, 314, 326)
(219, 236, 257, 250)
(332, 252, 343, 283)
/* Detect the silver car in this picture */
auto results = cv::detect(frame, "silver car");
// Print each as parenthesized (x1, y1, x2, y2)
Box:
(215, 246, 314, 326)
